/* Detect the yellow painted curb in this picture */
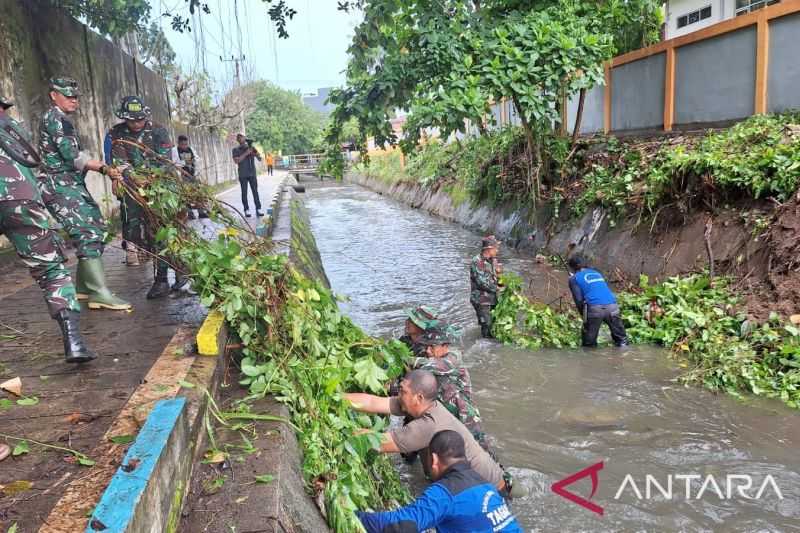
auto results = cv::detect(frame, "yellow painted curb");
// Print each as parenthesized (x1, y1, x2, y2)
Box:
(197, 310, 225, 356)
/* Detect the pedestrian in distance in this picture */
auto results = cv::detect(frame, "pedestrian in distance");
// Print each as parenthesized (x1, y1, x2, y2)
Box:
(470, 235, 503, 338)
(356, 430, 522, 533)
(0, 94, 96, 363)
(266, 152, 275, 176)
(37, 77, 131, 311)
(232, 134, 263, 217)
(567, 254, 629, 347)
(345, 369, 524, 499)
(106, 95, 193, 299)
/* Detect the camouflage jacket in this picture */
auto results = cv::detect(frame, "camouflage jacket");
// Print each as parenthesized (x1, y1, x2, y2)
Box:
(470, 254, 499, 306)
(106, 121, 173, 179)
(38, 106, 88, 177)
(411, 351, 483, 437)
(0, 117, 43, 202)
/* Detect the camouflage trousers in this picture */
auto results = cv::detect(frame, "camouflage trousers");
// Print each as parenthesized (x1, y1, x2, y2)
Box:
(0, 199, 79, 316)
(40, 173, 107, 259)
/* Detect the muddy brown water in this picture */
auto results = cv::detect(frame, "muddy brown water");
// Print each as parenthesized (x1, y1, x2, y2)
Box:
(303, 182, 800, 532)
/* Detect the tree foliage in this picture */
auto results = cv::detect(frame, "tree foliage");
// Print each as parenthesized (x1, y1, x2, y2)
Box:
(325, 0, 661, 188)
(246, 82, 326, 155)
(52, 0, 298, 38)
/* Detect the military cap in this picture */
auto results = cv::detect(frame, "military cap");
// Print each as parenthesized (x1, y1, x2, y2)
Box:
(416, 327, 452, 346)
(49, 77, 81, 97)
(481, 235, 500, 250)
(405, 305, 441, 331)
(0, 96, 12, 110)
(116, 95, 150, 120)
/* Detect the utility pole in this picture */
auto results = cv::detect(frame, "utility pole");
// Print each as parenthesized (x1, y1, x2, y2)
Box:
(221, 54, 247, 135)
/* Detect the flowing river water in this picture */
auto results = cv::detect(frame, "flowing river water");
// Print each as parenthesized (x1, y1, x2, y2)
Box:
(303, 182, 800, 532)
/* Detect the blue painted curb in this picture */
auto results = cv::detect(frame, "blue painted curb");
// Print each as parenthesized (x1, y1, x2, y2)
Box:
(86, 397, 187, 533)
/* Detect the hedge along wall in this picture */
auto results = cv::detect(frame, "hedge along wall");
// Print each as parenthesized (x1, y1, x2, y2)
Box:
(0, 0, 237, 219)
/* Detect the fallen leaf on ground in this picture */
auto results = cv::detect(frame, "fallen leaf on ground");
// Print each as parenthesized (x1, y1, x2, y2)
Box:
(1, 480, 33, 496)
(203, 449, 226, 464)
(254, 474, 275, 484)
(1, 377, 22, 396)
(109, 435, 135, 445)
(16, 396, 38, 406)
(12, 441, 29, 456)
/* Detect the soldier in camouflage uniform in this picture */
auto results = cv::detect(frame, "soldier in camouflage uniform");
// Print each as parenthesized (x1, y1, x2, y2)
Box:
(470, 235, 503, 338)
(105, 96, 192, 299)
(0, 95, 95, 363)
(399, 305, 442, 357)
(413, 328, 490, 452)
(38, 77, 131, 311)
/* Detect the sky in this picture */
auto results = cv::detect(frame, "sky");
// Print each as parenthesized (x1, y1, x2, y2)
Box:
(150, 0, 363, 97)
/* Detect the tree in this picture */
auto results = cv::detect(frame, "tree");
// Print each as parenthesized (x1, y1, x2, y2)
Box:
(246, 82, 326, 155)
(137, 22, 176, 76)
(51, 0, 299, 38)
(473, 5, 614, 195)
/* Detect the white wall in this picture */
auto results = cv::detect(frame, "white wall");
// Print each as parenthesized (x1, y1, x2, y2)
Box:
(666, 0, 734, 39)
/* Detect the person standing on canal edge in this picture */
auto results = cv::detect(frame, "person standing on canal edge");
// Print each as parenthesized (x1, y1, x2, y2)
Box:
(567, 254, 629, 347)
(38, 77, 132, 312)
(356, 430, 521, 533)
(232, 134, 262, 217)
(470, 235, 502, 338)
(266, 152, 275, 176)
(0, 95, 95, 363)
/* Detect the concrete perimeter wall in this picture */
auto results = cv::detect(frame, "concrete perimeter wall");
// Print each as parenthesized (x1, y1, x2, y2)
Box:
(0, 0, 236, 217)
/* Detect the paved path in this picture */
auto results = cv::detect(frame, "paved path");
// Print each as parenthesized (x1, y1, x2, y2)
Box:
(0, 172, 283, 531)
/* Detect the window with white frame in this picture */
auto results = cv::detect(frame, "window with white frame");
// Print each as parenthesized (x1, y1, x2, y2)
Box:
(677, 5, 712, 29)
(735, 0, 780, 16)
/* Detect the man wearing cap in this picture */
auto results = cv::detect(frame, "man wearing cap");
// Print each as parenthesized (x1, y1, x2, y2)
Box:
(38, 77, 131, 311)
(106, 95, 192, 299)
(0, 94, 95, 363)
(399, 305, 441, 357)
(470, 235, 503, 338)
(412, 327, 489, 452)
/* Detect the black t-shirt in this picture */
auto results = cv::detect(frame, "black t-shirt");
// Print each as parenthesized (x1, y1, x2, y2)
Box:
(232, 145, 257, 178)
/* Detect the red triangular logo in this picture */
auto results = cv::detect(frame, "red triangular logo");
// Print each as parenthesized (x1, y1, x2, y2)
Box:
(551, 461, 604, 516)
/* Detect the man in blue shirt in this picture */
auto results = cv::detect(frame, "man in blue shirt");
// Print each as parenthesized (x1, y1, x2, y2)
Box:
(567, 255, 628, 348)
(357, 430, 522, 533)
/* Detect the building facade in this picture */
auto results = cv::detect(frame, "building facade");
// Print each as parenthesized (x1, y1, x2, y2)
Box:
(666, 0, 780, 38)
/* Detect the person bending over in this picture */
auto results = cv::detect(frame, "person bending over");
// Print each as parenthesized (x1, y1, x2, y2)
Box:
(567, 254, 628, 347)
(357, 430, 521, 533)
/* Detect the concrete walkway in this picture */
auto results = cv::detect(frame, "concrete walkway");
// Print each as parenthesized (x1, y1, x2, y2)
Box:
(0, 172, 283, 531)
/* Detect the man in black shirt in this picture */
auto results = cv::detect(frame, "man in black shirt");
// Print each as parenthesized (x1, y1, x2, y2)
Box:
(231, 134, 262, 217)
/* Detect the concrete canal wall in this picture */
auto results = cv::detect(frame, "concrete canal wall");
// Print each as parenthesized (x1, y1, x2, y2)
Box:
(346, 172, 759, 283)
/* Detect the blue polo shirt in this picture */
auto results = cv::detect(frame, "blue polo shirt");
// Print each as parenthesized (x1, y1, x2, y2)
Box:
(357, 462, 522, 533)
(569, 268, 617, 309)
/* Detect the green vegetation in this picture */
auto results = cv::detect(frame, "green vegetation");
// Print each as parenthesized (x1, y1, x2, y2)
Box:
(493, 272, 800, 408)
(572, 113, 800, 221)
(358, 112, 800, 224)
(137, 170, 410, 531)
(246, 82, 327, 155)
(325, 0, 662, 185)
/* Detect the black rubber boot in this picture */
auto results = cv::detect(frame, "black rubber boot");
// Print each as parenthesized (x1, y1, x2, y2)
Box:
(147, 278, 171, 299)
(55, 310, 97, 364)
(171, 274, 197, 296)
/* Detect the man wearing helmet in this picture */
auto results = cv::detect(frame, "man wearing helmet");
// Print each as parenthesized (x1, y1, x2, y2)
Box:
(38, 77, 131, 311)
(0, 94, 96, 363)
(105, 96, 192, 299)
